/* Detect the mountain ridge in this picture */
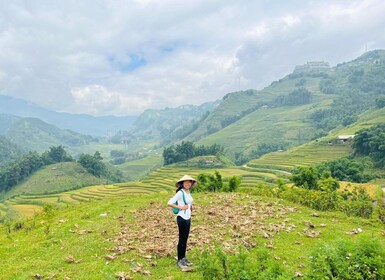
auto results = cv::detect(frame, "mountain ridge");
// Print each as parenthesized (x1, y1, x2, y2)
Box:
(0, 95, 137, 136)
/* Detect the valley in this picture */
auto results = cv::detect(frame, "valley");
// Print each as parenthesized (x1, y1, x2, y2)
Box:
(1, 50, 385, 279)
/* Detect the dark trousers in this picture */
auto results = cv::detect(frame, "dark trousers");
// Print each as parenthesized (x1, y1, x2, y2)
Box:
(177, 216, 191, 260)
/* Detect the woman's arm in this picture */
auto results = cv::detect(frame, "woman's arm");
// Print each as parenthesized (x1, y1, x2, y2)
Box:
(167, 191, 188, 210)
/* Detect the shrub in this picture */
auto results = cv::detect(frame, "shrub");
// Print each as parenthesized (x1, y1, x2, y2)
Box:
(197, 245, 292, 280)
(308, 238, 385, 279)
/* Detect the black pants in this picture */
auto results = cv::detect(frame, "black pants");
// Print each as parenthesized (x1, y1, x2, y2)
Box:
(177, 216, 191, 260)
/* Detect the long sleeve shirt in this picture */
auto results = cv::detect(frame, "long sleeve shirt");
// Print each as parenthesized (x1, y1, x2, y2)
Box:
(168, 190, 193, 220)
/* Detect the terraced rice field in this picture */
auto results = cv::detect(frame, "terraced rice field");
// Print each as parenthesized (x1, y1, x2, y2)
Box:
(0, 182, 168, 220)
(0, 142, 355, 220)
(248, 142, 351, 171)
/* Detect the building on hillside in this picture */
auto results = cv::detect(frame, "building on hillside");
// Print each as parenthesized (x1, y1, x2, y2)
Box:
(294, 61, 330, 73)
(338, 135, 355, 143)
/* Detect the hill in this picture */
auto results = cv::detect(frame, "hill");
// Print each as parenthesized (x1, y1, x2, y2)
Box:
(0, 191, 384, 279)
(1, 162, 109, 200)
(0, 95, 136, 136)
(0, 135, 23, 167)
(0, 114, 98, 153)
(115, 100, 220, 144)
(179, 50, 385, 163)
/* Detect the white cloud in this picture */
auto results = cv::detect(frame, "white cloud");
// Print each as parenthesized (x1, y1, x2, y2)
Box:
(0, 0, 385, 116)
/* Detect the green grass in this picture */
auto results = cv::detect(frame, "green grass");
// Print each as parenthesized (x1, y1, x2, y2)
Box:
(118, 151, 163, 181)
(2, 162, 107, 200)
(0, 191, 384, 279)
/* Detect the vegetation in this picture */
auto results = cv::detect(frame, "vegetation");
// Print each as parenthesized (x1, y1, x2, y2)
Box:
(1, 191, 384, 279)
(2, 50, 385, 279)
(1, 115, 97, 153)
(317, 158, 375, 183)
(0, 146, 123, 196)
(163, 141, 224, 165)
(243, 182, 375, 219)
(0, 135, 23, 167)
(198, 246, 291, 280)
(308, 238, 385, 279)
(274, 87, 312, 106)
(353, 124, 385, 168)
(0, 146, 72, 193)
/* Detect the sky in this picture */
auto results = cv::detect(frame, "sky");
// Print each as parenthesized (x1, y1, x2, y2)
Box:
(1, 0, 385, 116)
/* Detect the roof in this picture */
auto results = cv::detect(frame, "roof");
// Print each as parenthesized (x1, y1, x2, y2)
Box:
(338, 135, 355, 140)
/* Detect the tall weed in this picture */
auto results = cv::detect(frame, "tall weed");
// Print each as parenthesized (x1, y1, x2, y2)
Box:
(197, 245, 293, 280)
(308, 237, 385, 279)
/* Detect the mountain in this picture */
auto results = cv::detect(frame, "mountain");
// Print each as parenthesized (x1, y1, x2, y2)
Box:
(0, 95, 137, 136)
(0, 135, 23, 167)
(0, 114, 97, 153)
(113, 100, 221, 144)
(182, 50, 385, 161)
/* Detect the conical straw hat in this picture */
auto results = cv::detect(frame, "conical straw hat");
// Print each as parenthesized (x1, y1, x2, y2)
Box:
(175, 174, 197, 187)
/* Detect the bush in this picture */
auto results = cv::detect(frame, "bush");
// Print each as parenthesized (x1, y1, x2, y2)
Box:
(197, 245, 292, 280)
(194, 171, 241, 193)
(308, 238, 385, 279)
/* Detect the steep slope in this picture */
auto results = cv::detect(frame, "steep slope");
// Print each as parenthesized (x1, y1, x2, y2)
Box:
(195, 77, 333, 157)
(0, 135, 23, 166)
(0, 114, 97, 153)
(2, 162, 108, 200)
(246, 106, 385, 180)
(189, 50, 385, 160)
(122, 100, 220, 143)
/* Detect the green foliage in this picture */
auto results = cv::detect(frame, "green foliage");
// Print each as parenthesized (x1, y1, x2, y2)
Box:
(274, 87, 312, 106)
(78, 152, 106, 177)
(311, 57, 385, 131)
(353, 124, 385, 168)
(110, 150, 125, 158)
(41, 146, 73, 165)
(228, 176, 241, 192)
(195, 171, 223, 192)
(242, 182, 374, 219)
(0, 136, 23, 167)
(197, 245, 292, 280)
(163, 141, 224, 165)
(317, 157, 374, 183)
(250, 143, 288, 159)
(291, 167, 319, 190)
(193, 171, 240, 193)
(319, 77, 337, 94)
(308, 238, 385, 279)
(375, 96, 385, 108)
(1, 115, 97, 153)
(0, 151, 46, 192)
(339, 187, 374, 218)
(78, 152, 123, 182)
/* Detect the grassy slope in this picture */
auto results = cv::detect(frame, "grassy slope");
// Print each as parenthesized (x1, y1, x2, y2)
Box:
(0, 192, 384, 279)
(247, 106, 385, 172)
(195, 77, 335, 156)
(2, 162, 107, 200)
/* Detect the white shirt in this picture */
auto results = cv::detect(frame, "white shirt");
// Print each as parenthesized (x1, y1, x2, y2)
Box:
(168, 189, 193, 220)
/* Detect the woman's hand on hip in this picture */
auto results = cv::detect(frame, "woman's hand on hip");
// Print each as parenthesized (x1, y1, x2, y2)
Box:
(179, 205, 188, 210)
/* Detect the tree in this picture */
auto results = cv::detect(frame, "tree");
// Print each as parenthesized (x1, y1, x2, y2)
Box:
(291, 166, 319, 190)
(78, 152, 106, 177)
(228, 176, 241, 192)
(375, 96, 385, 108)
(42, 146, 73, 164)
(353, 124, 385, 168)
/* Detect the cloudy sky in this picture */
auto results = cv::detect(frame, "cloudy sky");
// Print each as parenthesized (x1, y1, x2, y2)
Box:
(1, 0, 385, 116)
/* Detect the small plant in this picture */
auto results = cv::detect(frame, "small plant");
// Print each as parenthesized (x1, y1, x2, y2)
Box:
(197, 245, 293, 279)
(308, 237, 385, 279)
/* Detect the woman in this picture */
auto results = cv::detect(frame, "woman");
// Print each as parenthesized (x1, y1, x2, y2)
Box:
(168, 175, 196, 269)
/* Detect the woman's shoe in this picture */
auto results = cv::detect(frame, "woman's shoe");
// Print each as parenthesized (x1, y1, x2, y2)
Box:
(182, 257, 193, 266)
(177, 259, 187, 269)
